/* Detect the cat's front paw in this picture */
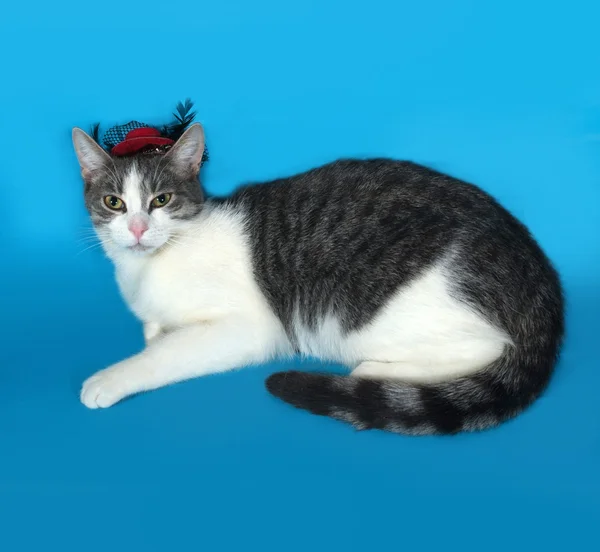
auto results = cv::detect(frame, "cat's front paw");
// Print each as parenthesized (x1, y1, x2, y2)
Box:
(80, 366, 130, 409)
(143, 322, 162, 344)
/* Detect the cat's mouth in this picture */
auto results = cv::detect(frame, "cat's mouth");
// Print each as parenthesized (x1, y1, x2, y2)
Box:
(128, 243, 153, 253)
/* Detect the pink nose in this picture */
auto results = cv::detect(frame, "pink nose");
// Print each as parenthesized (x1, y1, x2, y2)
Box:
(128, 220, 148, 242)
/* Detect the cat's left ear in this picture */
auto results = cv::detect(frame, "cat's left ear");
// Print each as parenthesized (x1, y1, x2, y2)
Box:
(72, 128, 112, 180)
(164, 123, 206, 176)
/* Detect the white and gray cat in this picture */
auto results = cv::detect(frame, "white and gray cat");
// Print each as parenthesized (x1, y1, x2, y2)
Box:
(72, 123, 564, 435)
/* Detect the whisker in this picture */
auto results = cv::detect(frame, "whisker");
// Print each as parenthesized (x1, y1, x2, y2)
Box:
(76, 242, 105, 256)
(152, 156, 164, 187)
(104, 158, 120, 187)
(153, 156, 172, 189)
(76, 237, 101, 244)
(166, 238, 187, 248)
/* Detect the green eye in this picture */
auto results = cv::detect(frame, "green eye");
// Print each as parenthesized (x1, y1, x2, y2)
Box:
(151, 193, 172, 208)
(104, 195, 125, 210)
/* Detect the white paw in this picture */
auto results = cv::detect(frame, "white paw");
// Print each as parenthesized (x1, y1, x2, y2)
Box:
(80, 366, 130, 409)
(143, 322, 162, 344)
(351, 361, 384, 379)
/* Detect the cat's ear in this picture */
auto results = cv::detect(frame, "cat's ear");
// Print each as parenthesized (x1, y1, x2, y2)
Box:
(72, 128, 111, 180)
(164, 123, 205, 176)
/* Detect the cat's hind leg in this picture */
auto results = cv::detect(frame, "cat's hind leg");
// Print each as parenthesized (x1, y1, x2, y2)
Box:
(346, 263, 510, 384)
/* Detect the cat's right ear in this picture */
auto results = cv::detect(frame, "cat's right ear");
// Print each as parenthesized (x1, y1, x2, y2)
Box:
(72, 128, 111, 180)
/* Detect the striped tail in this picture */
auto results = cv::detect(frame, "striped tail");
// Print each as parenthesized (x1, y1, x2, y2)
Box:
(265, 344, 560, 435)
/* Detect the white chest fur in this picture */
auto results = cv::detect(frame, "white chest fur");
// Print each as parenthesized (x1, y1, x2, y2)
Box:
(111, 207, 271, 330)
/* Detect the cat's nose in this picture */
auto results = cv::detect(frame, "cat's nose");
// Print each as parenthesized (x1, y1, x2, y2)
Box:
(128, 219, 148, 242)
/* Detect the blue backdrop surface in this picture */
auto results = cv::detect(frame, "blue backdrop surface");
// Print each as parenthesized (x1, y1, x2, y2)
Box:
(1, 1, 599, 550)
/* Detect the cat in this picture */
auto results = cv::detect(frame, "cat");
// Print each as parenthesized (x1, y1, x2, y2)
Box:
(72, 123, 564, 435)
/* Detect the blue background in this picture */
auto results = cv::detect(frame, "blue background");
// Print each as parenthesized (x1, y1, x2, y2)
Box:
(1, 1, 599, 550)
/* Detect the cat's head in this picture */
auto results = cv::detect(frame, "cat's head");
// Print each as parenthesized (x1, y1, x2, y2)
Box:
(72, 124, 206, 257)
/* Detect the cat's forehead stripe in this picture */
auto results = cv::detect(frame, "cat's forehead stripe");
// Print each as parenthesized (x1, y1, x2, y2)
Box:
(123, 165, 144, 212)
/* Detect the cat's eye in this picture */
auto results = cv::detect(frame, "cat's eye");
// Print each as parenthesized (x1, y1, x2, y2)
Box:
(104, 195, 125, 211)
(151, 193, 172, 209)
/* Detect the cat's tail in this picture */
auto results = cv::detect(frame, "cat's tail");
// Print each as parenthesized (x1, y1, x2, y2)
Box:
(265, 344, 561, 435)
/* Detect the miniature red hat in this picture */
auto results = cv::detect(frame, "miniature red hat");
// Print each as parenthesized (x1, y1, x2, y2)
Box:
(110, 127, 175, 156)
(89, 99, 209, 164)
